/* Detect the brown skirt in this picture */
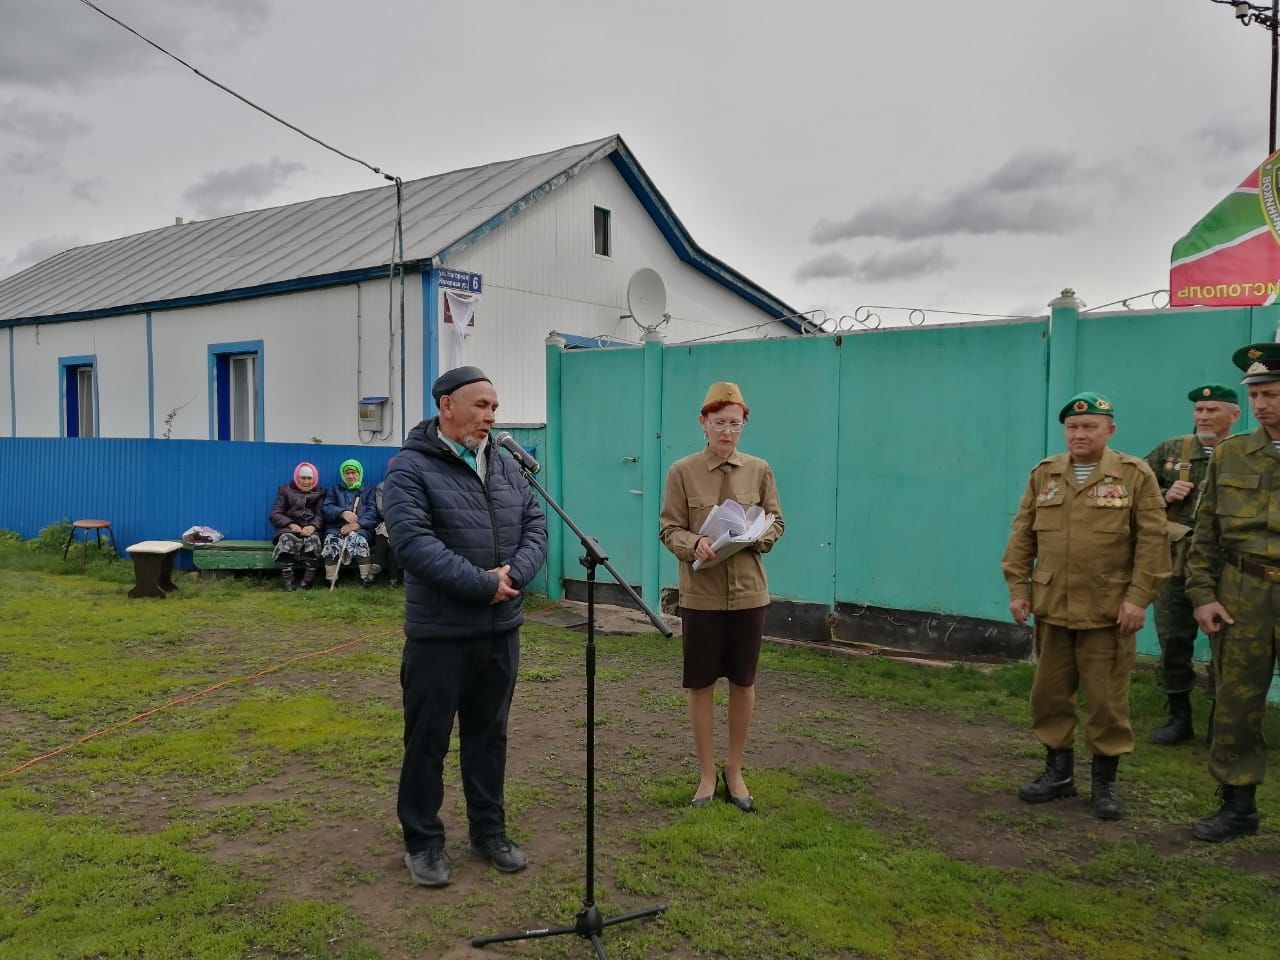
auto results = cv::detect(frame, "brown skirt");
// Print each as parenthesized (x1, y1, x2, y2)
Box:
(681, 606, 767, 689)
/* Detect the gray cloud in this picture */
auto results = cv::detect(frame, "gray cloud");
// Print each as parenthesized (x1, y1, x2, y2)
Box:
(0, 0, 272, 89)
(811, 150, 1090, 243)
(182, 157, 306, 218)
(0, 101, 91, 144)
(796, 245, 953, 284)
(71, 177, 106, 202)
(2, 148, 59, 176)
(4, 234, 84, 276)
(1195, 118, 1261, 161)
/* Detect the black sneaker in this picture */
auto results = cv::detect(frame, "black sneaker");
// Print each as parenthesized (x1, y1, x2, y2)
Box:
(469, 834, 528, 873)
(405, 844, 451, 887)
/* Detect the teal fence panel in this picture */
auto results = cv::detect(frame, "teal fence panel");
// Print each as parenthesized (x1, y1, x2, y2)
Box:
(494, 424, 548, 595)
(835, 319, 1050, 620)
(659, 336, 842, 605)
(559, 347, 646, 587)
(1074, 306, 1256, 657)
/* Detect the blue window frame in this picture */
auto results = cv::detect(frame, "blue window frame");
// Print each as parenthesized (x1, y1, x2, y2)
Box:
(59, 355, 98, 438)
(207, 340, 264, 441)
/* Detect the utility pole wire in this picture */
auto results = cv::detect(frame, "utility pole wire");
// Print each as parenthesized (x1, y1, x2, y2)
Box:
(75, 0, 399, 183)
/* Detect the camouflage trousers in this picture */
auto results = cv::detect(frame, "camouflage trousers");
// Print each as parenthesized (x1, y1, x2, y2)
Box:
(1153, 576, 1214, 698)
(1031, 621, 1136, 757)
(1208, 565, 1280, 786)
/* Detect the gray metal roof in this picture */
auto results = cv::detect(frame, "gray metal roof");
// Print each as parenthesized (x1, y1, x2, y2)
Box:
(0, 135, 619, 322)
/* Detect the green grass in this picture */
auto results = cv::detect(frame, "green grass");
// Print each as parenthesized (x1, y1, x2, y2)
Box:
(2, 529, 1279, 959)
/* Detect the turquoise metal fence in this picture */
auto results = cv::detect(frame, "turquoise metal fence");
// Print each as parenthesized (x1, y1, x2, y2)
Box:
(540, 295, 1280, 672)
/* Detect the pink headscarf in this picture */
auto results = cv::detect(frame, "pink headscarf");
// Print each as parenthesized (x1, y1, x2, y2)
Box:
(293, 462, 318, 489)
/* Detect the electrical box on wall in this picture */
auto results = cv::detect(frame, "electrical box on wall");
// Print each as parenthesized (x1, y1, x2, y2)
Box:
(359, 396, 388, 432)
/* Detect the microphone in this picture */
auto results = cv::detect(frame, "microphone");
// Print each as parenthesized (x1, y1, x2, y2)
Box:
(494, 431, 541, 474)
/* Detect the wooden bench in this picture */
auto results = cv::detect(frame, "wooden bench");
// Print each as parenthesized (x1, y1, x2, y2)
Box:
(126, 540, 184, 598)
(189, 539, 277, 575)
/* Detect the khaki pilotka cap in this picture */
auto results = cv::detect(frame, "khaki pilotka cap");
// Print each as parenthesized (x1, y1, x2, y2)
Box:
(702, 382, 747, 408)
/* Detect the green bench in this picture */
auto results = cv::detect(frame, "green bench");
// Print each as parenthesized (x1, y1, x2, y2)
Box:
(190, 539, 277, 574)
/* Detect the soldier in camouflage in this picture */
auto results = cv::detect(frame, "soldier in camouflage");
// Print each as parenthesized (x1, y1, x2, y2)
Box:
(1143, 385, 1241, 745)
(1003, 392, 1171, 820)
(1186, 343, 1280, 842)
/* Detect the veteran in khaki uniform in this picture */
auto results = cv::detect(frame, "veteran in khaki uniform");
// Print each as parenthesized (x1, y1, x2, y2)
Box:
(1186, 344, 1280, 842)
(1143, 384, 1241, 745)
(1002, 392, 1171, 820)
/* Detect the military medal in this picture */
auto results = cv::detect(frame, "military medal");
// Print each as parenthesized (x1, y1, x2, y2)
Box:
(1037, 477, 1061, 503)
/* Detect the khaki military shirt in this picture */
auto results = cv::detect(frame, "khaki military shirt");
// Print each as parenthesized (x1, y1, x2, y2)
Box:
(1185, 428, 1280, 608)
(1002, 447, 1171, 629)
(659, 447, 784, 611)
(1144, 434, 1213, 526)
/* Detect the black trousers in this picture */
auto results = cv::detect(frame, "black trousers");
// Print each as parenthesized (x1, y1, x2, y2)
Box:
(373, 533, 401, 581)
(397, 630, 519, 853)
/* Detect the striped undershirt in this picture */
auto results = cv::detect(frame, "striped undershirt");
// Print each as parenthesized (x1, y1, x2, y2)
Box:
(1072, 463, 1095, 484)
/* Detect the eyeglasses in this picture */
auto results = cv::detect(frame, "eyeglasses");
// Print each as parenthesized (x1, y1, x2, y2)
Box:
(708, 419, 745, 433)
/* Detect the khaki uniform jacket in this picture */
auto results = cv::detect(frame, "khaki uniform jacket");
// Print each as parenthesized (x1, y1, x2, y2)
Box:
(1186, 428, 1280, 608)
(1144, 434, 1213, 526)
(1002, 447, 1171, 629)
(659, 447, 784, 611)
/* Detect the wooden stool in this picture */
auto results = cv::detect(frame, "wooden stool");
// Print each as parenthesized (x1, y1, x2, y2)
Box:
(125, 540, 184, 598)
(63, 519, 117, 568)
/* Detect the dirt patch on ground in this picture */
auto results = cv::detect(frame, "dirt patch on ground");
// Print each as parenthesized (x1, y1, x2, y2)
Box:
(32, 600, 1279, 958)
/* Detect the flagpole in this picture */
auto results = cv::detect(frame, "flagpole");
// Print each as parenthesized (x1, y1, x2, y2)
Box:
(1270, 0, 1277, 153)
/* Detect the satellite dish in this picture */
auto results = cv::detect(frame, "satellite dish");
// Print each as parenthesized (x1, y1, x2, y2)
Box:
(626, 268, 667, 328)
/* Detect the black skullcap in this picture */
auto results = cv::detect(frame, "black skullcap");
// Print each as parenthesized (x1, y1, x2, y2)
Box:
(431, 365, 491, 402)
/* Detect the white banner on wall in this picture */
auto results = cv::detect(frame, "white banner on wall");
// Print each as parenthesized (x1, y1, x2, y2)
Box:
(443, 290, 477, 366)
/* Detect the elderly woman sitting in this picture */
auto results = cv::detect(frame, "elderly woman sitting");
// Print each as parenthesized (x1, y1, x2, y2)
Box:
(269, 461, 326, 591)
(321, 458, 378, 586)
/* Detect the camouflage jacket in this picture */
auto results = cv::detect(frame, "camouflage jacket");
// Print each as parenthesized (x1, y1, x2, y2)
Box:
(1185, 428, 1280, 608)
(1002, 447, 1171, 629)
(1144, 435, 1214, 526)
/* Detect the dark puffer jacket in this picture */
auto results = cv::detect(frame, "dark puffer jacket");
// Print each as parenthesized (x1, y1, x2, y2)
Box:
(269, 484, 327, 541)
(383, 418, 547, 640)
(321, 483, 377, 541)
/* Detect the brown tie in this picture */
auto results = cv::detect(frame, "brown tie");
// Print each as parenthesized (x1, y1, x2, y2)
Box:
(718, 463, 734, 505)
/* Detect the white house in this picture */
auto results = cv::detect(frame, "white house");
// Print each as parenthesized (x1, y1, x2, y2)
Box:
(0, 135, 803, 446)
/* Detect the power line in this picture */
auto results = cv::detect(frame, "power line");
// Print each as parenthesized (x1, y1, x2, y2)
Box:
(74, 0, 399, 183)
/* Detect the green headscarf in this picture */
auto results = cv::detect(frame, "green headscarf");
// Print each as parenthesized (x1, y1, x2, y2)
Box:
(339, 459, 364, 490)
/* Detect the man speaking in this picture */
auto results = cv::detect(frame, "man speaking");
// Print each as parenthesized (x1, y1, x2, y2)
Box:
(384, 366, 548, 887)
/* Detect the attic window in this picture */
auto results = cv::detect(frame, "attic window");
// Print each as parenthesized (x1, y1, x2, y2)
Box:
(593, 206, 611, 257)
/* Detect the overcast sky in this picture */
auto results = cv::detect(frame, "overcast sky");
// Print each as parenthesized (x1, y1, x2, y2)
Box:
(0, 0, 1272, 325)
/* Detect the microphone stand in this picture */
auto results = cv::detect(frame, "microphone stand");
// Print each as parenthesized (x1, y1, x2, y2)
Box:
(472, 461, 672, 959)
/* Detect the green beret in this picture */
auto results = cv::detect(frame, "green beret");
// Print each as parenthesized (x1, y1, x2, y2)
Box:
(1058, 391, 1114, 423)
(1232, 343, 1280, 385)
(1187, 384, 1239, 404)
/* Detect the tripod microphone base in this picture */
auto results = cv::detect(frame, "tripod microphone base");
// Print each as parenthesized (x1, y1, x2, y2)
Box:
(472, 899, 667, 956)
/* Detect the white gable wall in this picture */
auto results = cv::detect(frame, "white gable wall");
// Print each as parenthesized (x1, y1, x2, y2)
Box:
(433, 160, 793, 423)
(9, 314, 148, 437)
(0, 330, 11, 436)
(150, 281, 417, 445)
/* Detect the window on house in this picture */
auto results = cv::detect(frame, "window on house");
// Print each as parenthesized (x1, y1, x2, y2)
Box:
(61, 357, 96, 437)
(593, 206, 611, 257)
(209, 342, 263, 441)
(228, 354, 256, 441)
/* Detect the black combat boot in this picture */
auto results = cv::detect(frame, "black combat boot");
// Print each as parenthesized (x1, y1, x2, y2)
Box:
(1018, 747, 1077, 803)
(1090, 755, 1123, 820)
(1152, 691, 1194, 745)
(1192, 784, 1260, 842)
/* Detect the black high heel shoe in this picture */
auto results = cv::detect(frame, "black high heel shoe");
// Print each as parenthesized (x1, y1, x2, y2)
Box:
(690, 776, 717, 808)
(721, 768, 755, 813)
